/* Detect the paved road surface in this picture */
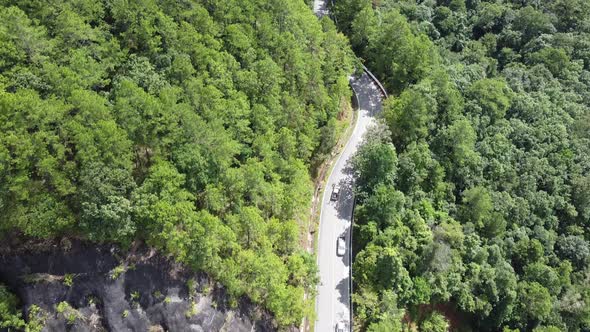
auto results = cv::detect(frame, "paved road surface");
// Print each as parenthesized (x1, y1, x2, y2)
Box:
(313, 0, 329, 18)
(311, 1, 385, 330)
(314, 72, 383, 331)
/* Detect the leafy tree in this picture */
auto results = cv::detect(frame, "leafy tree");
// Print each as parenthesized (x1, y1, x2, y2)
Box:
(0, 0, 357, 326)
(527, 48, 571, 77)
(332, 0, 371, 35)
(78, 162, 136, 243)
(524, 262, 563, 296)
(374, 247, 414, 302)
(384, 84, 436, 149)
(340, 1, 590, 330)
(352, 132, 398, 199)
(513, 238, 545, 271)
(551, 0, 590, 32)
(572, 175, 590, 222)
(466, 78, 512, 122)
(355, 185, 405, 229)
(512, 6, 556, 46)
(350, 4, 377, 53)
(556, 235, 590, 269)
(365, 9, 437, 93)
(515, 281, 553, 326)
(461, 186, 506, 238)
(472, 2, 508, 38)
(0, 284, 26, 330)
(420, 311, 450, 332)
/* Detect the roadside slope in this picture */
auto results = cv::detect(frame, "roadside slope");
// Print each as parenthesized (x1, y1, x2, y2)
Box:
(314, 73, 383, 332)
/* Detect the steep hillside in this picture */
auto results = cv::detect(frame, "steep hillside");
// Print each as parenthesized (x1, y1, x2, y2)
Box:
(0, 237, 276, 332)
(0, 0, 355, 328)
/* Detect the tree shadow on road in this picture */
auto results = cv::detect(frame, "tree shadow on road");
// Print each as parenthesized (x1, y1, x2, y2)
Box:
(335, 273, 351, 312)
(351, 73, 383, 118)
(336, 229, 351, 268)
(334, 159, 356, 221)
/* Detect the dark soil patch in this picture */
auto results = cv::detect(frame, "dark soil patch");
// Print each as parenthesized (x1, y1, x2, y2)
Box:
(402, 303, 473, 332)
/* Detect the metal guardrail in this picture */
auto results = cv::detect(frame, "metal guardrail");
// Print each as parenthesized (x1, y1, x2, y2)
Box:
(313, 1, 388, 330)
(347, 82, 358, 332)
(362, 64, 388, 98)
(349, 198, 357, 332)
(348, 67, 387, 332)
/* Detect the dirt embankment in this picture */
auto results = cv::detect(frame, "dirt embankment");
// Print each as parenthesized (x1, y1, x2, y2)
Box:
(0, 236, 275, 332)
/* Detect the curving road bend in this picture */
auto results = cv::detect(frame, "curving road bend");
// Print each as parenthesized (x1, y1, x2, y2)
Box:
(313, 75, 384, 332)
(312, 2, 385, 331)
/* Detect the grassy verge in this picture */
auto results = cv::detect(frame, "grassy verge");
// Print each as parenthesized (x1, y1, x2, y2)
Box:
(311, 96, 356, 249)
(303, 94, 358, 332)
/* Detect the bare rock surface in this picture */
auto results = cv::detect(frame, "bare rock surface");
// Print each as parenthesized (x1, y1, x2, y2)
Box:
(0, 237, 275, 332)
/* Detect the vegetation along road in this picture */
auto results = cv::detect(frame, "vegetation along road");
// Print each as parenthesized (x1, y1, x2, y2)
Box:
(313, 2, 385, 331)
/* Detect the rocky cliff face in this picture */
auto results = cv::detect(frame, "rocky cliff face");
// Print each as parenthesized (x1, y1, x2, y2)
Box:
(0, 237, 275, 332)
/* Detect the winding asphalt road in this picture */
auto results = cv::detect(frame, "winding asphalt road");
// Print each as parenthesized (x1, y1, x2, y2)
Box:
(312, 4, 385, 330)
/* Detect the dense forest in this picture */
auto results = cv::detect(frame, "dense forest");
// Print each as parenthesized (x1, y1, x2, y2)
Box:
(0, 0, 356, 328)
(334, 0, 590, 331)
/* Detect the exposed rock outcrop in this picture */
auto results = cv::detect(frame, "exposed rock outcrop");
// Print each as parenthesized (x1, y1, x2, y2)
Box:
(0, 237, 275, 332)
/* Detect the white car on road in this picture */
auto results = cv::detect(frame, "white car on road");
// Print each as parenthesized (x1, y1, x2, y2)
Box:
(336, 236, 346, 256)
(335, 321, 346, 332)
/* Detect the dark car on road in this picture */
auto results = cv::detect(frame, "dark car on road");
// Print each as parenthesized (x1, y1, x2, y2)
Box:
(330, 185, 341, 201)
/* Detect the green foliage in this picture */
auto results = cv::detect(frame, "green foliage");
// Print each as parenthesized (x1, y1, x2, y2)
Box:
(420, 312, 449, 332)
(516, 282, 553, 324)
(369, 10, 436, 93)
(26, 304, 46, 332)
(0, 0, 356, 326)
(186, 279, 196, 297)
(534, 327, 562, 332)
(461, 186, 506, 238)
(55, 302, 69, 314)
(0, 284, 26, 329)
(335, 2, 436, 92)
(351, 125, 398, 199)
(384, 84, 436, 149)
(556, 235, 590, 269)
(466, 78, 512, 121)
(337, 0, 590, 330)
(185, 301, 198, 318)
(365, 290, 405, 332)
(56, 301, 79, 324)
(63, 274, 74, 287)
(110, 265, 126, 280)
